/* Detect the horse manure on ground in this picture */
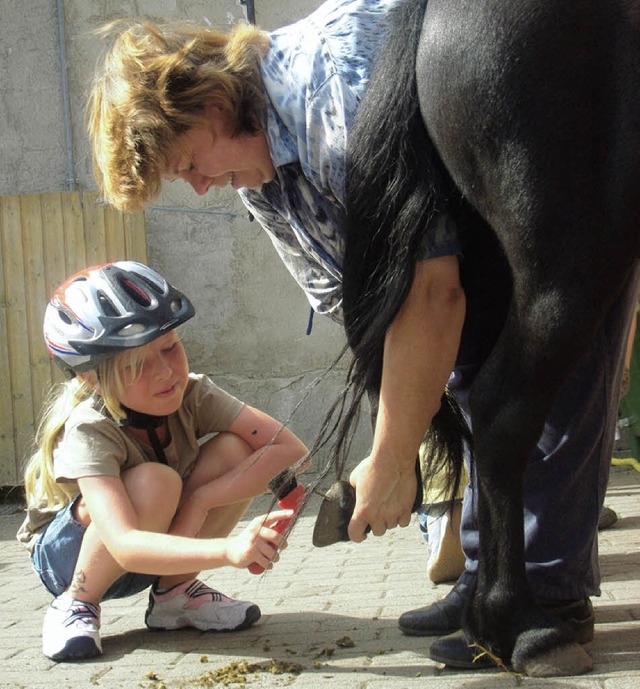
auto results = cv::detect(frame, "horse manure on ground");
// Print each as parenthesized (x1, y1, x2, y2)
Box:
(143, 658, 305, 688)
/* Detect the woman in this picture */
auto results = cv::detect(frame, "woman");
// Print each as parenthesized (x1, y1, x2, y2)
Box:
(88, 0, 461, 545)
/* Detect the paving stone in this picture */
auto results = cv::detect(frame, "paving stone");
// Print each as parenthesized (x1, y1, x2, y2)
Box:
(0, 465, 638, 688)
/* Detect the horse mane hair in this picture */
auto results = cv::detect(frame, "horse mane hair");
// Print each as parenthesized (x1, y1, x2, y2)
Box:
(316, 0, 470, 501)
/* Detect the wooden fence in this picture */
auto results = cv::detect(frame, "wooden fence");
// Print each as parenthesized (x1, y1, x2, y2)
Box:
(0, 191, 147, 485)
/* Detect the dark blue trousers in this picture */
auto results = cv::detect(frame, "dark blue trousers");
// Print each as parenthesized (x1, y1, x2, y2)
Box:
(453, 264, 640, 599)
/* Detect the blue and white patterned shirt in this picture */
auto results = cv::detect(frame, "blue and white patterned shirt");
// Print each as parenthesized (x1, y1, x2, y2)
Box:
(239, 0, 459, 323)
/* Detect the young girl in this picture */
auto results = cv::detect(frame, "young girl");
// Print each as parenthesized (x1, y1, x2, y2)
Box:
(17, 260, 308, 662)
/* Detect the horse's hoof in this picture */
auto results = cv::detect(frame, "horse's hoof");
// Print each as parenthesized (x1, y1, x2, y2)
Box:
(515, 641, 593, 677)
(312, 480, 355, 547)
(312, 456, 424, 547)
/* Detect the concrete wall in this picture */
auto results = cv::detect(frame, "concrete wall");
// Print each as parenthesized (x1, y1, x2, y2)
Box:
(0, 0, 370, 476)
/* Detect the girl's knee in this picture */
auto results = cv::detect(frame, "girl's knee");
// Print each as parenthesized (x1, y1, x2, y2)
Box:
(122, 463, 182, 522)
(192, 433, 253, 480)
(204, 432, 252, 460)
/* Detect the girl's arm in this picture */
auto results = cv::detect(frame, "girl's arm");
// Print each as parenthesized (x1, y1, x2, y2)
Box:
(178, 405, 308, 518)
(348, 255, 466, 541)
(77, 474, 291, 574)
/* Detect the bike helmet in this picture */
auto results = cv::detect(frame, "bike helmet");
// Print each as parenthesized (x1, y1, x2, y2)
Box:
(44, 261, 195, 374)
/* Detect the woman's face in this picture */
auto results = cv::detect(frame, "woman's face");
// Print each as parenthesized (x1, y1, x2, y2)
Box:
(164, 104, 276, 195)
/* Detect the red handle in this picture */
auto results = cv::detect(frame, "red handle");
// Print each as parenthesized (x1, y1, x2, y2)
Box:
(248, 484, 305, 574)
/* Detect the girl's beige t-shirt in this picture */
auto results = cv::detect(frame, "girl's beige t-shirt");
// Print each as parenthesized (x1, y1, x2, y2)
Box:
(17, 373, 244, 551)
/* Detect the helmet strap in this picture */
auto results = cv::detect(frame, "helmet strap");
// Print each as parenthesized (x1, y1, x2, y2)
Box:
(119, 406, 169, 465)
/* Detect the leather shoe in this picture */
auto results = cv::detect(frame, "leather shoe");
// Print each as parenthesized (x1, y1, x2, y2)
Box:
(429, 630, 496, 669)
(428, 598, 594, 670)
(398, 580, 471, 636)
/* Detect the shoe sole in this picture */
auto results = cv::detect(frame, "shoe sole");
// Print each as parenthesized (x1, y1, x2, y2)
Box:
(45, 637, 102, 662)
(146, 604, 261, 632)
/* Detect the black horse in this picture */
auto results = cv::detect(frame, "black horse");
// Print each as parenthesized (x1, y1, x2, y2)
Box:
(334, 0, 640, 677)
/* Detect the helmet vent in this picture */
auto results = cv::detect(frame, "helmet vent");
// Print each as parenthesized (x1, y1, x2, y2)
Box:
(118, 322, 147, 336)
(121, 278, 152, 307)
(97, 291, 119, 317)
(135, 273, 165, 296)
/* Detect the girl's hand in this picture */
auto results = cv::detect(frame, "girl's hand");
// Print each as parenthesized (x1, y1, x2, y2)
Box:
(225, 510, 294, 570)
(347, 455, 416, 542)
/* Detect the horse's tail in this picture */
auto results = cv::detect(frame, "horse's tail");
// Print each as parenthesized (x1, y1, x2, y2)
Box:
(335, 0, 469, 502)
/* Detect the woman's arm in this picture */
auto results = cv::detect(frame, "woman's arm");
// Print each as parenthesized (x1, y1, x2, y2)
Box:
(348, 255, 466, 541)
(78, 473, 292, 574)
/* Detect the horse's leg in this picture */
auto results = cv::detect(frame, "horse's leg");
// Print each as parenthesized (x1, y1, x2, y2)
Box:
(418, 0, 640, 674)
(463, 272, 637, 673)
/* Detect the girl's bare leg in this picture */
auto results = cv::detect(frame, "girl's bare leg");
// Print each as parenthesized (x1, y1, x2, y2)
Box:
(68, 463, 182, 603)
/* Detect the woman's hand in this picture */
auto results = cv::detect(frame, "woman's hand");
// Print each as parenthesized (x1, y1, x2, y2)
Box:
(347, 455, 416, 542)
(225, 510, 293, 570)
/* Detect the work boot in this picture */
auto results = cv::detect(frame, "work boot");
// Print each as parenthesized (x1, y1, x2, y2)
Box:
(398, 578, 471, 636)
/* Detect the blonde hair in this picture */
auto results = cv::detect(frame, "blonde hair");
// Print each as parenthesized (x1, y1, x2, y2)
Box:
(23, 347, 147, 509)
(87, 19, 270, 211)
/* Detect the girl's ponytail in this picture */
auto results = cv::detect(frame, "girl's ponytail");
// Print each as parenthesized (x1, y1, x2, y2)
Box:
(23, 378, 94, 509)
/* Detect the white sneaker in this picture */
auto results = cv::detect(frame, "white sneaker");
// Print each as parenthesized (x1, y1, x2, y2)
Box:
(145, 579, 261, 631)
(42, 595, 102, 661)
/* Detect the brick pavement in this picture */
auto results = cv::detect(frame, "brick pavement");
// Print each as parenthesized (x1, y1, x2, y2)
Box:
(0, 465, 638, 689)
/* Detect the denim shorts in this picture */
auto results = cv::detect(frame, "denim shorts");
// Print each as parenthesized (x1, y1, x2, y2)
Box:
(31, 497, 157, 600)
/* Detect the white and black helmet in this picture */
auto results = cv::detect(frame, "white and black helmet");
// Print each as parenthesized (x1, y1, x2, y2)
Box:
(44, 261, 195, 374)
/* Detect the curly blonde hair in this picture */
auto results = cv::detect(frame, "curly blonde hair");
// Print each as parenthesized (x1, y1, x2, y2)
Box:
(87, 19, 270, 211)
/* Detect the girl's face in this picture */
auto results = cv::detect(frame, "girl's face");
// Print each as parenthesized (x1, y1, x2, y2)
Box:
(163, 103, 276, 195)
(118, 331, 189, 417)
